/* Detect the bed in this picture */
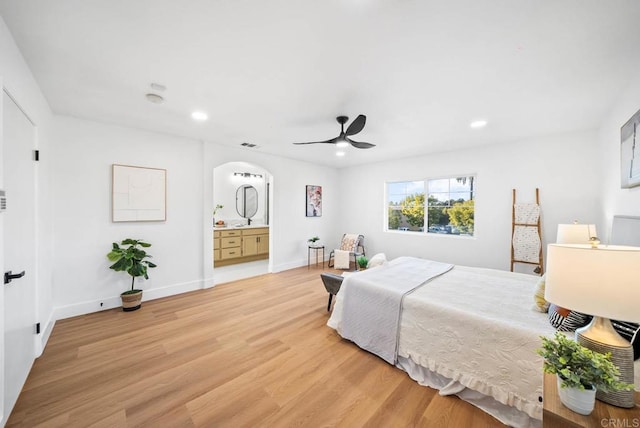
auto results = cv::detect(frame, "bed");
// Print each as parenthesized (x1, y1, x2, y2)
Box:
(327, 256, 640, 428)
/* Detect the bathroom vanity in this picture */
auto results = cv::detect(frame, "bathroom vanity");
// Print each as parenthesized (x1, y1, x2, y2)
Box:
(213, 225, 269, 267)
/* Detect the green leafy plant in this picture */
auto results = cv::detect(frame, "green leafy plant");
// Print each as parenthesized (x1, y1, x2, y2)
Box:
(107, 239, 157, 294)
(357, 256, 369, 269)
(213, 204, 223, 215)
(308, 236, 320, 243)
(537, 332, 634, 392)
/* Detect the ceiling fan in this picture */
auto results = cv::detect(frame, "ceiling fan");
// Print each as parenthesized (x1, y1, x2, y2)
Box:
(293, 115, 375, 149)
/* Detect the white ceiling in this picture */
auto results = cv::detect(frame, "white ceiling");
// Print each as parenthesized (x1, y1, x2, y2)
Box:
(1, 0, 640, 168)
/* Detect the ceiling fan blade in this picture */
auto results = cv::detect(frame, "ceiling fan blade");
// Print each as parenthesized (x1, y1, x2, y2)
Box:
(346, 137, 375, 149)
(293, 137, 339, 145)
(345, 115, 366, 136)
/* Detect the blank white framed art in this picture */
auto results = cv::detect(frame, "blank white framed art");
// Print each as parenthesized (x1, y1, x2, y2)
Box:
(112, 164, 166, 222)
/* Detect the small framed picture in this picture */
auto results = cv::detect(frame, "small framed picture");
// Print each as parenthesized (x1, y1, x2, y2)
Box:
(621, 108, 640, 188)
(306, 185, 322, 217)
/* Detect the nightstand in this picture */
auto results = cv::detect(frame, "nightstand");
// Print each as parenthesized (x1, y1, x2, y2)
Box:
(543, 372, 640, 427)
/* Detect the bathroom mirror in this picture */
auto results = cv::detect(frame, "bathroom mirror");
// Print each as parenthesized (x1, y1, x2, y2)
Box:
(236, 185, 258, 219)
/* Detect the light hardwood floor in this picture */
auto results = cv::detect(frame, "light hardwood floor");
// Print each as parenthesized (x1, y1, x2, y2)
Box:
(8, 266, 505, 427)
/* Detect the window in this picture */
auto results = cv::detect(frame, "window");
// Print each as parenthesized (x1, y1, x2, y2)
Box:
(387, 181, 425, 231)
(386, 176, 475, 236)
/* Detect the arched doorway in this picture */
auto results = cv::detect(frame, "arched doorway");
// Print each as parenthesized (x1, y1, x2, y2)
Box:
(210, 161, 273, 284)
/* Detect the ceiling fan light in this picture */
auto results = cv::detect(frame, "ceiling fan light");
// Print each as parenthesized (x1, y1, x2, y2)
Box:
(336, 141, 349, 148)
(145, 93, 164, 104)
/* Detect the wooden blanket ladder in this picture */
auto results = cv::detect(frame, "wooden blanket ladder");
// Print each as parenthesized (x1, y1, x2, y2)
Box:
(510, 188, 544, 275)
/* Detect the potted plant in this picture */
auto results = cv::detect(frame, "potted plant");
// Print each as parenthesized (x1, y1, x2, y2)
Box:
(357, 256, 369, 270)
(537, 332, 634, 415)
(308, 236, 320, 246)
(107, 239, 157, 311)
(213, 204, 224, 227)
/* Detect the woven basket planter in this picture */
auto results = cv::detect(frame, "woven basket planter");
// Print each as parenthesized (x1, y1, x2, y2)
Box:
(121, 290, 143, 312)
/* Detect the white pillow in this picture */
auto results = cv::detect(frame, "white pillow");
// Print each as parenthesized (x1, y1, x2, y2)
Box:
(367, 253, 387, 268)
(333, 249, 351, 269)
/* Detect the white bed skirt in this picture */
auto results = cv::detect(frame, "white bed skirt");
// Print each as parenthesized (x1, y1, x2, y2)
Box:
(396, 356, 541, 427)
(396, 356, 640, 428)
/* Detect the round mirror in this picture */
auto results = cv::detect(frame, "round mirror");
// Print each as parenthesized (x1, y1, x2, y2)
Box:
(236, 185, 258, 219)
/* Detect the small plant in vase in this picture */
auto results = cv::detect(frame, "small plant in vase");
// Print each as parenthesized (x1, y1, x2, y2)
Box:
(107, 239, 157, 311)
(537, 332, 633, 415)
(308, 236, 320, 246)
(213, 204, 224, 227)
(357, 256, 369, 270)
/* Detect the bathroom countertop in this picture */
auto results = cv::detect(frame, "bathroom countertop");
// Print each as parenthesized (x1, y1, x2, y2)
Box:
(213, 224, 269, 230)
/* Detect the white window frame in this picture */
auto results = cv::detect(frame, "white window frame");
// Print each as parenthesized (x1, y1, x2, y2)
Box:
(384, 174, 476, 238)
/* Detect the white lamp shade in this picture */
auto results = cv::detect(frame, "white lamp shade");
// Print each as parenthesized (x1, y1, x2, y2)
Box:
(545, 244, 640, 322)
(556, 223, 597, 244)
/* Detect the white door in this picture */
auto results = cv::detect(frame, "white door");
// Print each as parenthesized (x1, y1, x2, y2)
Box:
(2, 90, 37, 424)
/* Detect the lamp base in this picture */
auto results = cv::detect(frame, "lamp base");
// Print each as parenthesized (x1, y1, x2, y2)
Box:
(576, 316, 635, 408)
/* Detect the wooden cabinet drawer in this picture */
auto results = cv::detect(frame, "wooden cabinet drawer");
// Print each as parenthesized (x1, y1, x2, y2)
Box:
(213, 231, 221, 238)
(213, 237, 221, 249)
(242, 227, 269, 236)
(221, 247, 241, 259)
(221, 237, 241, 248)
(221, 230, 241, 237)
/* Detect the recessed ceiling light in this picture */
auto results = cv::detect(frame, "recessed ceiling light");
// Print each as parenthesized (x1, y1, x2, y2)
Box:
(145, 93, 164, 104)
(336, 151, 345, 157)
(336, 140, 349, 148)
(191, 111, 208, 121)
(470, 120, 487, 128)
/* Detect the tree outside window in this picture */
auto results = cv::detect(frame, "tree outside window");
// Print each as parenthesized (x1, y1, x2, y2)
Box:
(386, 176, 475, 236)
(387, 181, 424, 231)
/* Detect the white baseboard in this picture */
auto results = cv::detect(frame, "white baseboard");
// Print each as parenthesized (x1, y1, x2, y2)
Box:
(142, 279, 204, 301)
(35, 313, 56, 357)
(51, 256, 328, 321)
(52, 279, 206, 320)
(273, 256, 331, 273)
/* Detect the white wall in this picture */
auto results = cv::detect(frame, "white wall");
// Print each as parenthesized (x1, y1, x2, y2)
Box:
(337, 130, 601, 272)
(51, 116, 204, 318)
(598, 79, 640, 238)
(202, 143, 341, 284)
(51, 115, 341, 317)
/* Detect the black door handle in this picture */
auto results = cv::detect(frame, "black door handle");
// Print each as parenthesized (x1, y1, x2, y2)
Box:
(4, 270, 25, 285)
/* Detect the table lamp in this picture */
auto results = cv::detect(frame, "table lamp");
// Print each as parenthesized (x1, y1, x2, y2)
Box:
(545, 243, 640, 408)
(556, 223, 597, 245)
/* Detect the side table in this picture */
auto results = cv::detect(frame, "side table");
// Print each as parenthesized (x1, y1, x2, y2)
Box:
(308, 245, 325, 269)
(543, 372, 640, 427)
